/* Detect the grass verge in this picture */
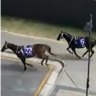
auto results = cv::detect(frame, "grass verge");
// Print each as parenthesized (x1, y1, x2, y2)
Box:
(1, 16, 96, 39)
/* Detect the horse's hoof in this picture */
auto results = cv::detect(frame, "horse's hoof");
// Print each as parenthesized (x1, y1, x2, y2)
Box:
(54, 55, 57, 57)
(71, 52, 73, 55)
(79, 57, 82, 59)
(31, 65, 33, 67)
(24, 67, 27, 71)
(70, 52, 73, 55)
(46, 64, 48, 66)
(30, 64, 33, 67)
(82, 55, 84, 57)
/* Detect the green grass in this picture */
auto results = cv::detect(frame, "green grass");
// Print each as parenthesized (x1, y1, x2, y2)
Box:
(1, 16, 96, 39)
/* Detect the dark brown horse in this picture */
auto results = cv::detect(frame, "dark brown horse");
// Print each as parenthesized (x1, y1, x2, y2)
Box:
(1, 41, 56, 71)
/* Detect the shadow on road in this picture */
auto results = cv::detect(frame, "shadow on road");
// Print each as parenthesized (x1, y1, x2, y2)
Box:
(55, 53, 91, 61)
(51, 85, 96, 96)
(1, 63, 37, 72)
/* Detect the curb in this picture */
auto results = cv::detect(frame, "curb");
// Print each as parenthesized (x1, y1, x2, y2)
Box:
(34, 65, 54, 96)
(1, 52, 65, 96)
(1, 30, 66, 44)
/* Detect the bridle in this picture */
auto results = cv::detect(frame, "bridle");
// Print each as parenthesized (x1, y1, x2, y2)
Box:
(16, 46, 20, 53)
(62, 32, 74, 46)
(16, 46, 25, 56)
(68, 37, 74, 46)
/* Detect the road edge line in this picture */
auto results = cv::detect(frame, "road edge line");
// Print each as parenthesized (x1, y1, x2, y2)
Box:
(1, 52, 64, 96)
(33, 65, 54, 96)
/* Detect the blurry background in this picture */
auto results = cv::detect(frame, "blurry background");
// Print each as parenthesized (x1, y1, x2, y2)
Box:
(2, 0, 96, 29)
(1, 0, 96, 38)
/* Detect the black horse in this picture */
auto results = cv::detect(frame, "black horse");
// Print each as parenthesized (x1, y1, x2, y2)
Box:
(1, 41, 56, 71)
(57, 31, 96, 58)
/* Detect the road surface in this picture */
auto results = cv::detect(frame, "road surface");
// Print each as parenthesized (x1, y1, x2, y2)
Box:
(1, 31, 96, 96)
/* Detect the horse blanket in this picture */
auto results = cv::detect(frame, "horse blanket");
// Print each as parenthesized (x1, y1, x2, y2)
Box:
(20, 45, 33, 57)
(74, 37, 86, 48)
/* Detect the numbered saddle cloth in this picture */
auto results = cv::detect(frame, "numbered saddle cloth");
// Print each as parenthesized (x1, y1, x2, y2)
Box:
(74, 37, 86, 48)
(21, 45, 33, 57)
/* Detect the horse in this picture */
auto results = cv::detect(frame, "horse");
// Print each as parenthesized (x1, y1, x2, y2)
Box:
(57, 31, 96, 58)
(1, 41, 56, 71)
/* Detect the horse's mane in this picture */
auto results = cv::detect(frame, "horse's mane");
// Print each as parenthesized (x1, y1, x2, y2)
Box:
(62, 31, 72, 37)
(7, 42, 18, 47)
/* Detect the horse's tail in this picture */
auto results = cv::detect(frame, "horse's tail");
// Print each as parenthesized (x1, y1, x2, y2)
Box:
(95, 40, 96, 45)
(46, 45, 57, 56)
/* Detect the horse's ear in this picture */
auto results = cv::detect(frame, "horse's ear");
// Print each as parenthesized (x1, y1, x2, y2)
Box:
(61, 30, 63, 33)
(5, 41, 8, 44)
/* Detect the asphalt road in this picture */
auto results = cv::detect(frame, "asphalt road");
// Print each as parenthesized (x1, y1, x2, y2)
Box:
(1, 32, 49, 96)
(1, 31, 96, 96)
(1, 58, 48, 96)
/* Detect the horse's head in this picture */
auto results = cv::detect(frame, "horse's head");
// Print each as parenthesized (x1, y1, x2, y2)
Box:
(57, 30, 64, 40)
(1, 41, 8, 52)
(63, 31, 72, 37)
(57, 31, 72, 40)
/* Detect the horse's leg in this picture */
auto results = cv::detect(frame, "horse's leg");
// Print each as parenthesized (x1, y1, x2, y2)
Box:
(90, 49, 94, 58)
(45, 55, 49, 66)
(20, 57, 27, 71)
(82, 50, 89, 57)
(47, 47, 57, 56)
(41, 58, 45, 66)
(26, 63, 33, 67)
(37, 54, 45, 66)
(67, 47, 73, 55)
(40, 54, 49, 66)
(72, 48, 81, 58)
